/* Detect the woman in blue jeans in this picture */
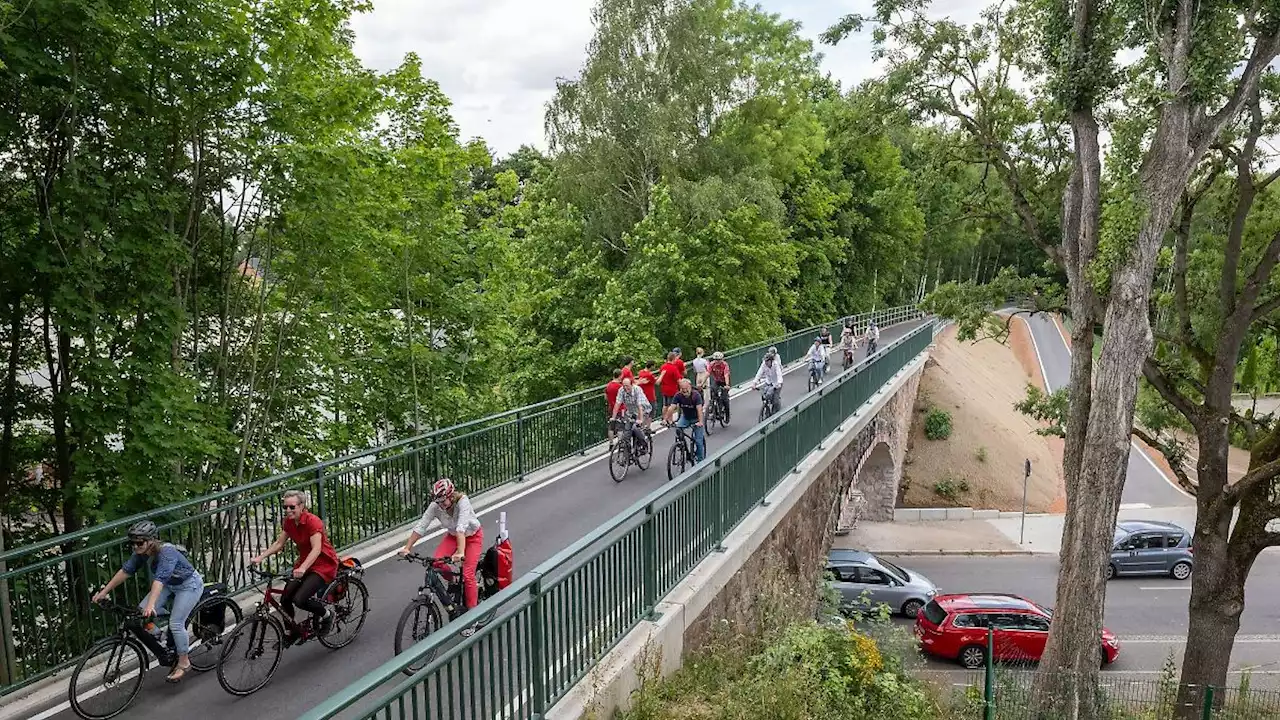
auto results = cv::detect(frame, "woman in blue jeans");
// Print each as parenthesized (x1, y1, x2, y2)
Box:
(91, 520, 203, 683)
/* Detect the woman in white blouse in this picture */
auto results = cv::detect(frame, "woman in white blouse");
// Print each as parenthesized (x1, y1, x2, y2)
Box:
(399, 478, 484, 609)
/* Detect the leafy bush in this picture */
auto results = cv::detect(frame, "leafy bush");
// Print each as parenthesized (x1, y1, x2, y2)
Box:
(924, 408, 953, 440)
(975, 446, 988, 462)
(933, 477, 969, 501)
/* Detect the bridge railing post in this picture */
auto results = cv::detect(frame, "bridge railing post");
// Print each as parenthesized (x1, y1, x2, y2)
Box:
(516, 409, 526, 480)
(529, 576, 548, 715)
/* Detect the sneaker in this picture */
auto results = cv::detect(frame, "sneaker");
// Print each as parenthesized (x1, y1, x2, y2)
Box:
(318, 608, 335, 636)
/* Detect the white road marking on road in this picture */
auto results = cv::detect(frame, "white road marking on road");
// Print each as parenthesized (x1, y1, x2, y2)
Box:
(1029, 312, 1195, 501)
(1119, 503, 1152, 510)
(1119, 634, 1280, 643)
(1137, 585, 1191, 591)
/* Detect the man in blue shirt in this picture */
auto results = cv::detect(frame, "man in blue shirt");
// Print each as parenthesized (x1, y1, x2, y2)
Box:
(673, 379, 706, 462)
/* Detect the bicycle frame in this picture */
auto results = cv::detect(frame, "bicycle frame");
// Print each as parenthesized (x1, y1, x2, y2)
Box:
(249, 572, 313, 636)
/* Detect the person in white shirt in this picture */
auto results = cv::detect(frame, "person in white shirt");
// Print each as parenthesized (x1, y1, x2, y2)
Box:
(807, 337, 826, 383)
(753, 347, 784, 414)
(399, 478, 484, 610)
(865, 321, 880, 357)
(691, 347, 710, 402)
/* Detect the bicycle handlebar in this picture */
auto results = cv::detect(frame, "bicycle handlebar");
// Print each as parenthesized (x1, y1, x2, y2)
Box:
(92, 599, 143, 617)
(400, 553, 461, 569)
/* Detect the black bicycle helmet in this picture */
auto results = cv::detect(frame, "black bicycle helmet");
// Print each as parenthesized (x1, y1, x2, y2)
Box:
(127, 520, 158, 542)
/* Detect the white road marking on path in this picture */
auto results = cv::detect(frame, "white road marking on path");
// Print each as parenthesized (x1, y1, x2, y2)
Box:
(1119, 634, 1280, 643)
(1119, 503, 1152, 510)
(1137, 585, 1191, 591)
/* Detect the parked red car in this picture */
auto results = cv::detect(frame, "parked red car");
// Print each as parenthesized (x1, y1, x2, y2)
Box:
(914, 593, 1120, 669)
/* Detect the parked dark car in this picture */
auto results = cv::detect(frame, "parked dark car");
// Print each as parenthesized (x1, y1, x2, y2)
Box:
(1108, 520, 1193, 580)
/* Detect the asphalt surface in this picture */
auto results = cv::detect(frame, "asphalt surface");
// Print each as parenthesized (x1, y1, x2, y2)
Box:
(873, 554, 1280, 687)
(1020, 313, 1195, 508)
(33, 321, 929, 720)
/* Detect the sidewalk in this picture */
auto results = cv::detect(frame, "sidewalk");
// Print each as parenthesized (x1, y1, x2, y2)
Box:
(842, 505, 1202, 556)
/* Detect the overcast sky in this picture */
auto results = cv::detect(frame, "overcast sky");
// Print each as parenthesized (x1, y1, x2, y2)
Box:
(349, 1, 985, 157)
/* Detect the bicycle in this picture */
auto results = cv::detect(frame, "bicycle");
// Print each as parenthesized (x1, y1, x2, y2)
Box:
(69, 590, 242, 720)
(609, 415, 653, 482)
(393, 554, 500, 675)
(757, 383, 780, 422)
(865, 338, 878, 357)
(667, 422, 699, 480)
(841, 346, 855, 372)
(705, 384, 730, 431)
(216, 563, 368, 696)
(807, 358, 824, 391)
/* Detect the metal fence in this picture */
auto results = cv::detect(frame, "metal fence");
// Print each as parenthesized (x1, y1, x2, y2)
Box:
(297, 320, 935, 720)
(0, 305, 923, 695)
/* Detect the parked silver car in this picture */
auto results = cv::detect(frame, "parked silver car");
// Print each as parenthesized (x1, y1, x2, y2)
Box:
(826, 549, 938, 618)
(1108, 520, 1194, 580)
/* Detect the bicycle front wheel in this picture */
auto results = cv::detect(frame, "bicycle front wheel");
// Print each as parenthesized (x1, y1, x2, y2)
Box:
(636, 431, 653, 470)
(609, 439, 630, 482)
(69, 637, 147, 720)
(394, 596, 447, 676)
(320, 576, 369, 649)
(187, 596, 243, 671)
(217, 614, 284, 696)
(667, 440, 687, 481)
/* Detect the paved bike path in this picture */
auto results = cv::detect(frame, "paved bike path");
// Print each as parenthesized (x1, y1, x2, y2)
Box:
(1020, 313, 1193, 508)
(34, 320, 927, 720)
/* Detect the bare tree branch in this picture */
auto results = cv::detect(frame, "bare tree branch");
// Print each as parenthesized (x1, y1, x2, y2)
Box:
(1142, 358, 1203, 427)
(1131, 426, 1198, 493)
(1222, 456, 1280, 507)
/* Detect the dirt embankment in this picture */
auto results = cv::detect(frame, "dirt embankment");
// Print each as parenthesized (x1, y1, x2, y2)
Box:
(900, 319, 1066, 513)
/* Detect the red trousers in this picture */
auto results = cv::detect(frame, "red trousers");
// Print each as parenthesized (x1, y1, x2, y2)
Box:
(435, 529, 484, 609)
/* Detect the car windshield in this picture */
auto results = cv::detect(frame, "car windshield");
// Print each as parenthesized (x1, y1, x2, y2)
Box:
(875, 557, 911, 584)
(1113, 529, 1126, 546)
(923, 600, 947, 626)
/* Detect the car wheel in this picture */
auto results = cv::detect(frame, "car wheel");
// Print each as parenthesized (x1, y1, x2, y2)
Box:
(1170, 561, 1192, 581)
(1100, 645, 1111, 668)
(959, 645, 987, 670)
(901, 599, 924, 618)
(1106, 563, 1117, 580)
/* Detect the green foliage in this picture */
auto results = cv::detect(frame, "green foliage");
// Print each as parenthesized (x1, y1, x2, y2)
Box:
(617, 620, 940, 720)
(1014, 385, 1068, 438)
(975, 446, 988, 463)
(924, 408, 953, 440)
(933, 477, 970, 501)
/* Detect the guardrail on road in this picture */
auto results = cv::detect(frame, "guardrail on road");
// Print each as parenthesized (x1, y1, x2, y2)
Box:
(0, 305, 922, 695)
(298, 320, 935, 720)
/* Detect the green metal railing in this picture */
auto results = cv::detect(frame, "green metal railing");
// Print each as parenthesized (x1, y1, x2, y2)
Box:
(297, 321, 935, 720)
(0, 306, 922, 695)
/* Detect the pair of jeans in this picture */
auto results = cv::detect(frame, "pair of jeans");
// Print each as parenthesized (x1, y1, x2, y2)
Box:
(436, 529, 485, 609)
(676, 415, 706, 462)
(144, 572, 203, 655)
(281, 571, 329, 623)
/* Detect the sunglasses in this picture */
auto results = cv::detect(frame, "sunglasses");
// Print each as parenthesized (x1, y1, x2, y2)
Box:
(131, 540, 149, 547)
(283, 504, 299, 510)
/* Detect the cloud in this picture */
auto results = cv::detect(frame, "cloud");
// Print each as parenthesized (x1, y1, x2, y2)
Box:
(350, 0, 985, 156)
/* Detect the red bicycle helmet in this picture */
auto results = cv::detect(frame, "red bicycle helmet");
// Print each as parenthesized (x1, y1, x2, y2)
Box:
(431, 478, 456, 501)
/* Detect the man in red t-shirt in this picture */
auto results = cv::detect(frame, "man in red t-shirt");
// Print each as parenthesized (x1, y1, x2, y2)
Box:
(251, 489, 339, 641)
(637, 361, 658, 405)
(605, 369, 623, 444)
(659, 352, 683, 424)
(672, 348, 686, 382)
(620, 356, 635, 384)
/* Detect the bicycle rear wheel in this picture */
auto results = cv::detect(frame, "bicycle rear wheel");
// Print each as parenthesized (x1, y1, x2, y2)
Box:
(609, 438, 630, 482)
(187, 596, 243, 672)
(320, 576, 369, 649)
(217, 614, 284, 696)
(69, 637, 147, 720)
(394, 596, 447, 676)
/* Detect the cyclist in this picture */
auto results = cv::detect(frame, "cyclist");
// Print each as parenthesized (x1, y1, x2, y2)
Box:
(250, 489, 338, 643)
(808, 336, 826, 384)
(865, 320, 880, 357)
(839, 322, 857, 368)
(707, 351, 731, 422)
(753, 347, 783, 416)
(399, 479, 484, 614)
(91, 520, 203, 683)
(818, 325, 832, 349)
(673, 378, 706, 462)
(612, 376, 652, 454)
(692, 347, 710, 402)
